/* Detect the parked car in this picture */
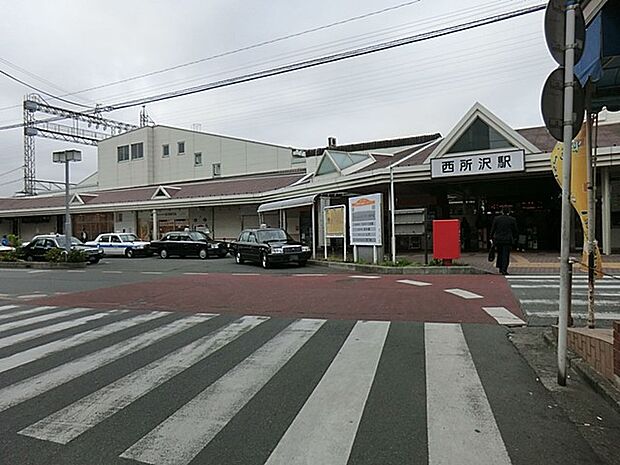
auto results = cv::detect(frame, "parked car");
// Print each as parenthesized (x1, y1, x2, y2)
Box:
(86, 233, 151, 258)
(150, 230, 229, 259)
(21, 234, 104, 264)
(230, 227, 311, 268)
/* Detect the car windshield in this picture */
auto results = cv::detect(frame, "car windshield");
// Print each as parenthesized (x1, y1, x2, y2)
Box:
(55, 236, 82, 247)
(119, 234, 138, 242)
(256, 229, 291, 243)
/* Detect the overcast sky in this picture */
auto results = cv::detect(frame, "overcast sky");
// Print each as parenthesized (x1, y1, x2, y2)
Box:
(0, 0, 557, 196)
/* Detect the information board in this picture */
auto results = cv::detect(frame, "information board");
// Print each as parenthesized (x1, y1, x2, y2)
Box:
(349, 193, 382, 246)
(324, 205, 346, 238)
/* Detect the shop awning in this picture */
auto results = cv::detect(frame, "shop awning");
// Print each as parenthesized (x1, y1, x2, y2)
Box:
(257, 194, 317, 213)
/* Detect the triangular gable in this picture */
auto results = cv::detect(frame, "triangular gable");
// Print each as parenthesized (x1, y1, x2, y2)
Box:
(315, 155, 338, 176)
(70, 194, 84, 205)
(151, 186, 181, 200)
(315, 150, 376, 176)
(425, 102, 540, 163)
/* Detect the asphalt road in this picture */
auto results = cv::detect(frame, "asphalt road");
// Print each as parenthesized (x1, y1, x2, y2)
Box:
(0, 256, 523, 324)
(0, 304, 613, 465)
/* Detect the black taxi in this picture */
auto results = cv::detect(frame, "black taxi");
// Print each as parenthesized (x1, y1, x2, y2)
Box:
(230, 227, 311, 268)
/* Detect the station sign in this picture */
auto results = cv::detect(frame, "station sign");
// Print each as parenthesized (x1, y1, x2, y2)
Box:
(430, 150, 525, 179)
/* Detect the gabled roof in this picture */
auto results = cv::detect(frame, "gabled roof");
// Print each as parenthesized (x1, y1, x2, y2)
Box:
(424, 102, 540, 163)
(151, 186, 181, 200)
(70, 193, 98, 205)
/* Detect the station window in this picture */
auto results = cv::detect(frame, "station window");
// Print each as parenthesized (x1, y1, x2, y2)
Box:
(117, 145, 129, 162)
(194, 152, 202, 166)
(162, 144, 170, 157)
(178, 141, 185, 155)
(212, 163, 221, 177)
(130, 142, 144, 160)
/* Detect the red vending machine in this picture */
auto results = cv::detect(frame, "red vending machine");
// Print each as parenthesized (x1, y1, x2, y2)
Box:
(432, 219, 461, 264)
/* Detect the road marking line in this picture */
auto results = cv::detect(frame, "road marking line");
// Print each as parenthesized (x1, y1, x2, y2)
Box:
(183, 272, 209, 276)
(20, 315, 268, 444)
(482, 307, 526, 326)
(520, 298, 619, 306)
(231, 273, 260, 276)
(264, 321, 389, 465)
(443, 288, 483, 299)
(510, 282, 620, 289)
(397, 279, 432, 287)
(0, 314, 212, 413)
(292, 273, 327, 277)
(0, 311, 170, 374)
(526, 310, 620, 319)
(66, 270, 85, 273)
(120, 318, 325, 465)
(0, 305, 56, 322)
(141, 271, 163, 275)
(426, 323, 511, 465)
(102, 271, 123, 274)
(27, 270, 49, 274)
(0, 304, 19, 313)
(16, 294, 48, 300)
(0, 310, 121, 349)
(0, 307, 77, 331)
(349, 275, 381, 279)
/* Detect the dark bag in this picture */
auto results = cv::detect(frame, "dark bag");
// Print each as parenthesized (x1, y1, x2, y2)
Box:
(487, 244, 496, 262)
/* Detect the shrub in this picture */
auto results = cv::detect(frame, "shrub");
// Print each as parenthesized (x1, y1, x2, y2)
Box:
(67, 249, 87, 263)
(7, 234, 21, 247)
(0, 250, 18, 262)
(45, 248, 68, 263)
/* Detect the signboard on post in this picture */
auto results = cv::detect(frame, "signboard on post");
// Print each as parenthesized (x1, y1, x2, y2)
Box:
(325, 205, 345, 238)
(323, 205, 346, 261)
(349, 193, 382, 246)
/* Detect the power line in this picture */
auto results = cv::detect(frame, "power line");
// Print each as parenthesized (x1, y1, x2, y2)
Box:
(101, 3, 546, 112)
(0, 68, 93, 109)
(0, 165, 24, 179)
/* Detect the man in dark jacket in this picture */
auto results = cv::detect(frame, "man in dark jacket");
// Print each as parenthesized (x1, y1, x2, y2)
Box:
(490, 207, 518, 275)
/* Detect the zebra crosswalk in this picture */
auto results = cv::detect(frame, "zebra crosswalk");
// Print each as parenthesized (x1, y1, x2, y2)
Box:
(507, 275, 620, 326)
(0, 305, 602, 465)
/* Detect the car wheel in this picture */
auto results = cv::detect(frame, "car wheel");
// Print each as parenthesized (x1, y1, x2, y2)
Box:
(25, 255, 33, 262)
(89, 257, 100, 264)
(160, 249, 169, 259)
(125, 248, 134, 258)
(235, 251, 244, 264)
(261, 252, 270, 269)
(298, 260, 307, 267)
(198, 248, 208, 260)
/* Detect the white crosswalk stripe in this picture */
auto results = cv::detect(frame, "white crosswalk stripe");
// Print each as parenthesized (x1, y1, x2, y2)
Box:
(20, 315, 268, 444)
(120, 318, 325, 465)
(264, 320, 388, 465)
(0, 309, 123, 349)
(0, 311, 169, 374)
(0, 307, 81, 331)
(425, 323, 511, 465)
(444, 288, 483, 299)
(0, 305, 597, 464)
(0, 305, 56, 323)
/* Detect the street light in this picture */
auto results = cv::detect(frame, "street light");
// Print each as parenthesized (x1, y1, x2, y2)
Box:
(52, 149, 82, 253)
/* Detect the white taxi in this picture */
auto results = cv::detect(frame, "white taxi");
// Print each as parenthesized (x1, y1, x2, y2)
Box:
(86, 233, 151, 258)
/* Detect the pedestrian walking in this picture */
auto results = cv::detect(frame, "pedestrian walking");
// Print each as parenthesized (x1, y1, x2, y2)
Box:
(490, 206, 518, 275)
(80, 229, 88, 243)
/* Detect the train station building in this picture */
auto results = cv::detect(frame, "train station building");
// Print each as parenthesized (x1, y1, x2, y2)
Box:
(1, 102, 619, 256)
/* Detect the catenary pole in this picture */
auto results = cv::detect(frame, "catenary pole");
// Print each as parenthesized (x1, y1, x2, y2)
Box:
(586, 111, 596, 328)
(558, 1, 577, 387)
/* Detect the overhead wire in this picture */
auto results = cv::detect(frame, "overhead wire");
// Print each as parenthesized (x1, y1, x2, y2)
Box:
(99, 3, 547, 112)
(0, 165, 25, 179)
(0, 68, 93, 109)
(161, 29, 545, 123)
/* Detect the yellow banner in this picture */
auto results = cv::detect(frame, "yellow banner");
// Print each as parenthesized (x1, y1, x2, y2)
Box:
(550, 124, 603, 278)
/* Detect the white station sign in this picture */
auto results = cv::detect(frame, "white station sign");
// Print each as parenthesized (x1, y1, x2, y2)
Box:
(431, 150, 525, 178)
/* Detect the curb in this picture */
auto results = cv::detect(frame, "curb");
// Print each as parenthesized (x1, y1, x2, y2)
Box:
(307, 260, 490, 275)
(543, 330, 620, 414)
(0, 261, 87, 270)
